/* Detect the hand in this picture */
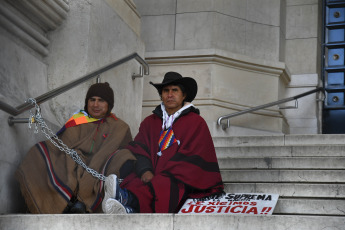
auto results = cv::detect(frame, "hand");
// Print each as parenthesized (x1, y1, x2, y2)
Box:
(141, 171, 154, 183)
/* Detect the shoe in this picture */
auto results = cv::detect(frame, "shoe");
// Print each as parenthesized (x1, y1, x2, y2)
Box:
(124, 205, 135, 213)
(103, 198, 127, 214)
(103, 174, 118, 206)
(103, 174, 129, 206)
(69, 201, 86, 213)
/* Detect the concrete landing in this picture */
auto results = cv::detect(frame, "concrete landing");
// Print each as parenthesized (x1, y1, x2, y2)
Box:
(1, 214, 345, 230)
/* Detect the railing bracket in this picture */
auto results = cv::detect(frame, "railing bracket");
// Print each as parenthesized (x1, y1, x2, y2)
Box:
(8, 116, 32, 126)
(132, 66, 144, 80)
(221, 119, 230, 130)
(279, 99, 298, 109)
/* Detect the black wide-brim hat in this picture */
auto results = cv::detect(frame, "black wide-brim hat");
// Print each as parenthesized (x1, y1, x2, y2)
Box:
(150, 72, 198, 102)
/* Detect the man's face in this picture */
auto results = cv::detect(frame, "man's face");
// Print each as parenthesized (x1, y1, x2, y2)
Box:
(87, 96, 109, 118)
(161, 85, 186, 115)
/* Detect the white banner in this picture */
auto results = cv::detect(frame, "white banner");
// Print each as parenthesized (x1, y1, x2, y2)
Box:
(178, 193, 279, 215)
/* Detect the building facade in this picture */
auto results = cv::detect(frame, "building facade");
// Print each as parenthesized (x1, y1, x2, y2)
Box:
(0, 0, 321, 213)
(136, 0, 322, 136)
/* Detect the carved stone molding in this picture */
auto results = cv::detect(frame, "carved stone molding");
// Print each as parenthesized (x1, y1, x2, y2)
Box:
(0, 0, 69, 56)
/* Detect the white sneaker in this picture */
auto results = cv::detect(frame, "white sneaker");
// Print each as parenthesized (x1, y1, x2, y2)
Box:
(103, 174, 118, 209)
(102, 198, 127, 214)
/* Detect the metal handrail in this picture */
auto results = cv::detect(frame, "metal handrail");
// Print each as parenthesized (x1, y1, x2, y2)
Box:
(217, 87, 324, 129)
(1, 53, 149, 122)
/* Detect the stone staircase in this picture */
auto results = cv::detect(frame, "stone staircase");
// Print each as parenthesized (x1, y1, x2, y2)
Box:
(1, 134, 345, 230)
(214, 134, 345, 217)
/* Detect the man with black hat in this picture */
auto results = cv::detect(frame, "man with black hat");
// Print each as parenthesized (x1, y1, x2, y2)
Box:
(102, 72, 224, 214)
(15, 82, 136, 214)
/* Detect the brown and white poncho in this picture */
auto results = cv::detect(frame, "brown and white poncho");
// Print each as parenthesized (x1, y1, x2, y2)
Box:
(15, 112, 136, 213)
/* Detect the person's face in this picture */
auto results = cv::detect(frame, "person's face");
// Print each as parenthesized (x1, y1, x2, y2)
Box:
(161, 85, 186, 115)
(87, 96, 109, 118)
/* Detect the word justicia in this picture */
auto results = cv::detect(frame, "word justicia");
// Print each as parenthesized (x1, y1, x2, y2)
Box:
(180, 204, 260, 214)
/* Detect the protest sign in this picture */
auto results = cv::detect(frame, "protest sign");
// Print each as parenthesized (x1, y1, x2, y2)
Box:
(178, 193, 279, 215)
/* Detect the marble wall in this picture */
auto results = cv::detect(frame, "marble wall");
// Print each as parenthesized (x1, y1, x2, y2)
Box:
(0, 0, 144, 213)
(283, 0, 321, 134)
(0, 0, 322, 214)
(137, 0, 282, 62)
(136, 0, 321, 135)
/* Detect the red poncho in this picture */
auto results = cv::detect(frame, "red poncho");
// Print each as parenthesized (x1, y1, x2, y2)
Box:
(121, 106, 224, 213)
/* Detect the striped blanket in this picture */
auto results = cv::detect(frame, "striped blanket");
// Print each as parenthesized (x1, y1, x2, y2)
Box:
(15, 113, 135, 213)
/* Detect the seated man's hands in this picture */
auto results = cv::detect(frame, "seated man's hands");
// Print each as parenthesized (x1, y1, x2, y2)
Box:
(141, 171, 154, 183)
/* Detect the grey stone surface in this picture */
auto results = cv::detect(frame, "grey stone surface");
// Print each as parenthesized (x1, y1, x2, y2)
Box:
(177, 0, 280, 27)
(135, 0, 321, 134)
(285, 134, 345, 145)
(0, 27, 53, 214)
(282, 87, 318, 121)
(1, 214, 344, 230)
(275, 199, 345, 215)
(218, 157, 345, 169)
(0, 0, 144, 214)
(292, 145, 345, 156)
(284, 74, 323, 134)
(213, 136, 285, 147)
(287, 0, 319, 6)
(221, 169, 345, 183)
(208, 121, 284, 137)
(246, 0, 281, 26)
(0, 214, 174, 230)
(174, 12, 280, 61)
(46, 0, 145, 134)
(175, 12, 218, 51)
(285, 38, 318, 74)
(216, 134, 345, 146)
(214, 133, 345, 218)
(177, 0, 247, 19)
(134, 0, 176, 15)
(225, 183, 345, 198)
(214, 13, 247, 55)
(140, 15, 175, 52)
(0, 1, 326, 224)
(244, 21, 280, 60)
(174, 215, 345, 230)
(215, 146, 293, 158)
(216, 142, 345, 158)
(286, 4, 318, 39)
(144, 49, 289, 134)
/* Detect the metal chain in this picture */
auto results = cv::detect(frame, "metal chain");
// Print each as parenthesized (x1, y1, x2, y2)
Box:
(28, 98, 106, 181)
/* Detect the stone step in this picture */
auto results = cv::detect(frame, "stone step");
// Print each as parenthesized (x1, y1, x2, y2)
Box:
(213, 135, 285, 147)
(215, 134, 345, 217)
(218, 157, 345, 169)
(221, 170, 345, 183)
(274, 198, 345, 215)
(224, 183, 345, 198)
(1, 214, 345, 230)
(216, 145, 345, 158)
(213, 134, 345, 147)
(284, 134, 345, 146)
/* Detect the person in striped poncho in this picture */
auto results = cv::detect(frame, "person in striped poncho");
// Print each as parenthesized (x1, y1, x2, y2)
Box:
(16, 82, 136, 214)
(102, 72, 224, 214)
